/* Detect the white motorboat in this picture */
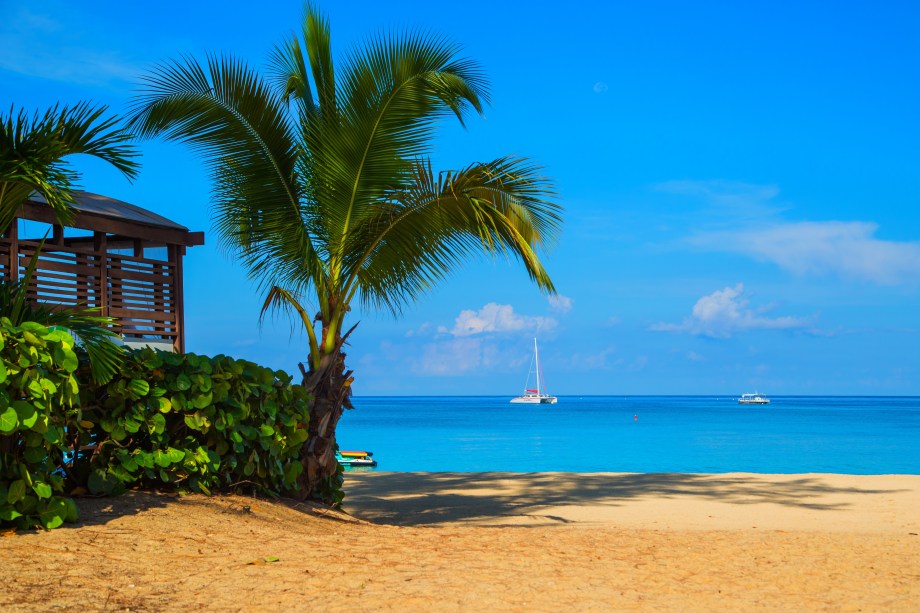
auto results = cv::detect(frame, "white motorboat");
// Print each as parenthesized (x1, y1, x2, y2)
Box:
(738, 392, 770, 405)
(510, 338, 558, 404)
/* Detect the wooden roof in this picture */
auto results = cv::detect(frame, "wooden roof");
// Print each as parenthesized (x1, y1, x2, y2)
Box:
(21, 191, 204, 247)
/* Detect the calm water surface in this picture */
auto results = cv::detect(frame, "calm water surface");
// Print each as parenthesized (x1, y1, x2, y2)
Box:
(337, 396, 920, 474)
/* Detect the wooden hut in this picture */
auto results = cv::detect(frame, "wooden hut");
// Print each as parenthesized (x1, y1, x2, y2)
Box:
(1, 191, 204, 352)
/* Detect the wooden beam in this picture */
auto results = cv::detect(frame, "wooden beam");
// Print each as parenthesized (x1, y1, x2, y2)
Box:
(6, 222, 17, 281)
(18, 201, 204, 247)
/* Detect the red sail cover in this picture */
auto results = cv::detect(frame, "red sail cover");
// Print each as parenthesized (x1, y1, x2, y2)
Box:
(526, 389, 539, 393)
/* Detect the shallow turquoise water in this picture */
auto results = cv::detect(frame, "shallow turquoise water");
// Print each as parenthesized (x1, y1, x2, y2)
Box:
(337, 396, 920, 474)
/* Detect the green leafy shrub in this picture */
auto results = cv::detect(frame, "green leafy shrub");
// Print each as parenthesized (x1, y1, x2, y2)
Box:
(0, 319, 80, 529)
(74, 349, 311, 498)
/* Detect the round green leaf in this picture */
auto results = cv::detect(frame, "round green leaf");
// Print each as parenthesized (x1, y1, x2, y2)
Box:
(166, 447, 185, 463)
(64, 497, 79, 523)
(0, 406, 18, 433)
(175, 374, 191, 391)
(60, 350, 79, 373)
(13, 401, 38, 429)
(150, 412, 167, 435)
(192, 392, 213, 409)
(128, 379, 150, 396)
(7, 479, 26, 504)
(39, 497, 69, 529)
(33, 481, 53, 499)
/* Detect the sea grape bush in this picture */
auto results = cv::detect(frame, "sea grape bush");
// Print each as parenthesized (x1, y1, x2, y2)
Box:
(74, 348, 312, 497)
(0, 320, 319, 531)
(0, 319, 80, 529)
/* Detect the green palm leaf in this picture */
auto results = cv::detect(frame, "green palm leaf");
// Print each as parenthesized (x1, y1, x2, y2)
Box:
(128, 4, 564, 500)
(0, 240, 124, 383)
(341, 156, 560, 315)
(0, 102, 139, 230)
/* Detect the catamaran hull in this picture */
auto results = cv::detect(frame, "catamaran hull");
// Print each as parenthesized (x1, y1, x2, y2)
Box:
(510, 395, 558, 404)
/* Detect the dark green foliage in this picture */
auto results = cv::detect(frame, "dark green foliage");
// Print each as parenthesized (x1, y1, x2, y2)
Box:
(74, 349, 311, 497)
(0, 319, 81, 530)
(0, 321, 318, 531)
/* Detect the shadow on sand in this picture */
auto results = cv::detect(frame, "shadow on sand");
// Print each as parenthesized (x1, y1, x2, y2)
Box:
(342, 472, 907, 526)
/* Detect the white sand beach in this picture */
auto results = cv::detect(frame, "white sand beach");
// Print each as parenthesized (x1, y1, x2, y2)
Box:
(2, 472, 919, 611)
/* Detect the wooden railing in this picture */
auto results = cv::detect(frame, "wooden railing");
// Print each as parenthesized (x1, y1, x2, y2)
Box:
(0, 238, 179, 346)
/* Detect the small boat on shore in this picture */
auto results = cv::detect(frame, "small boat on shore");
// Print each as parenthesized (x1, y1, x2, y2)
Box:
(511, 338, 557, 404)
(336, 450, 377, 468)
(738, 392, 770, 405)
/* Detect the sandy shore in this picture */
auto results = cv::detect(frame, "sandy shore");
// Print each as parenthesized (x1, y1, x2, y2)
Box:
(1, 472, 918, 611)
(344, 471, 920, 531)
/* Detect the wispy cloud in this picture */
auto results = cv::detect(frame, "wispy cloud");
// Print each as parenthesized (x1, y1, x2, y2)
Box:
(651, 283, 813, 338)
(653, 179, 788, 224)
(547, 294, 574, 314)
(592, 81, 609, 93)
(659, 179, 920, 285)
(445, 303, 557, 337)
(415, 338, 491, 375)
(400, 337, 530, 376)
(655, 179, 780, 207)
(0, 7, 143, 88)
(691, 222, 920, 285)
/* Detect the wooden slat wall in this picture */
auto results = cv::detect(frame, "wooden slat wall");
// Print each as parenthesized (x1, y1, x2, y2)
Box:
(1, 239, 179, 346)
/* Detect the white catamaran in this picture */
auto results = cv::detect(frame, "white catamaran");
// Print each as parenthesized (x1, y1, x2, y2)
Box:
(510, 338, 558, 404)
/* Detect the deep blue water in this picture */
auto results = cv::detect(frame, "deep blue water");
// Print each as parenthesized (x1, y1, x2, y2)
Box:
(337, 396, 920, 474)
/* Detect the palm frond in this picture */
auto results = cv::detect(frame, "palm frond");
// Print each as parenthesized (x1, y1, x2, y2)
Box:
(259, 286, 320, 362)
(303, 3, 336, 117)
(0, 240, 124, 383)
(341, 156, 562, 315)
(127, 54, 326, 293)
(0, 102, 139, 229)
(306, 28, 489, 264)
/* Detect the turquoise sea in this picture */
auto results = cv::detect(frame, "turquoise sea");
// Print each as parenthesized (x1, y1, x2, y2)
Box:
(337, 396, 920, 474)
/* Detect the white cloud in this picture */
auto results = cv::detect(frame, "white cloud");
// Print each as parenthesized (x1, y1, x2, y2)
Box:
(658, 179, 920, 285)
(405, 322, 432, 338)
(410, 338, 528, 376)
(651, 284, 812, 338)
(415, 338, 487, 375)
(449, 303, 556, 337)
(592, 81, 609, 93)
(547, 294, 573, 314)
(691, 221, 920, 285)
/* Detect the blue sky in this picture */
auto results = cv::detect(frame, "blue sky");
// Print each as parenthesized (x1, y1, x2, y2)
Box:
(3, 0, 919, 395)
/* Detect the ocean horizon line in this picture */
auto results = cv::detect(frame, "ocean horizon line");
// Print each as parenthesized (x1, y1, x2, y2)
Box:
(351, 393, 920, 399)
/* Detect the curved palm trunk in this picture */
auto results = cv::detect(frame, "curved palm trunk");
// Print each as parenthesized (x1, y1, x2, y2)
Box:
(297, 339, 353, 502)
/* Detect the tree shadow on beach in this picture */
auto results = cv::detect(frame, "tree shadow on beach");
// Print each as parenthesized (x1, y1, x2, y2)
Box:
(341, 472, 910, 527)
(65, 490, 178, 529)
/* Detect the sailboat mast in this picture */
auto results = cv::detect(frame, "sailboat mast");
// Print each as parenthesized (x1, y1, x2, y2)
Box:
(534, 337, 541, 396)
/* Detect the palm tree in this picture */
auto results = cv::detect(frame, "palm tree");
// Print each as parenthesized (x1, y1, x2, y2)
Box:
(1, 103, 139, 383)
(0, 102, 139, 230)
(128, 5, 563, 501)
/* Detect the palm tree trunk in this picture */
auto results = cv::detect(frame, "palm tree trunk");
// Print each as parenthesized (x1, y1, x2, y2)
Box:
(297, 341, 353, 502)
